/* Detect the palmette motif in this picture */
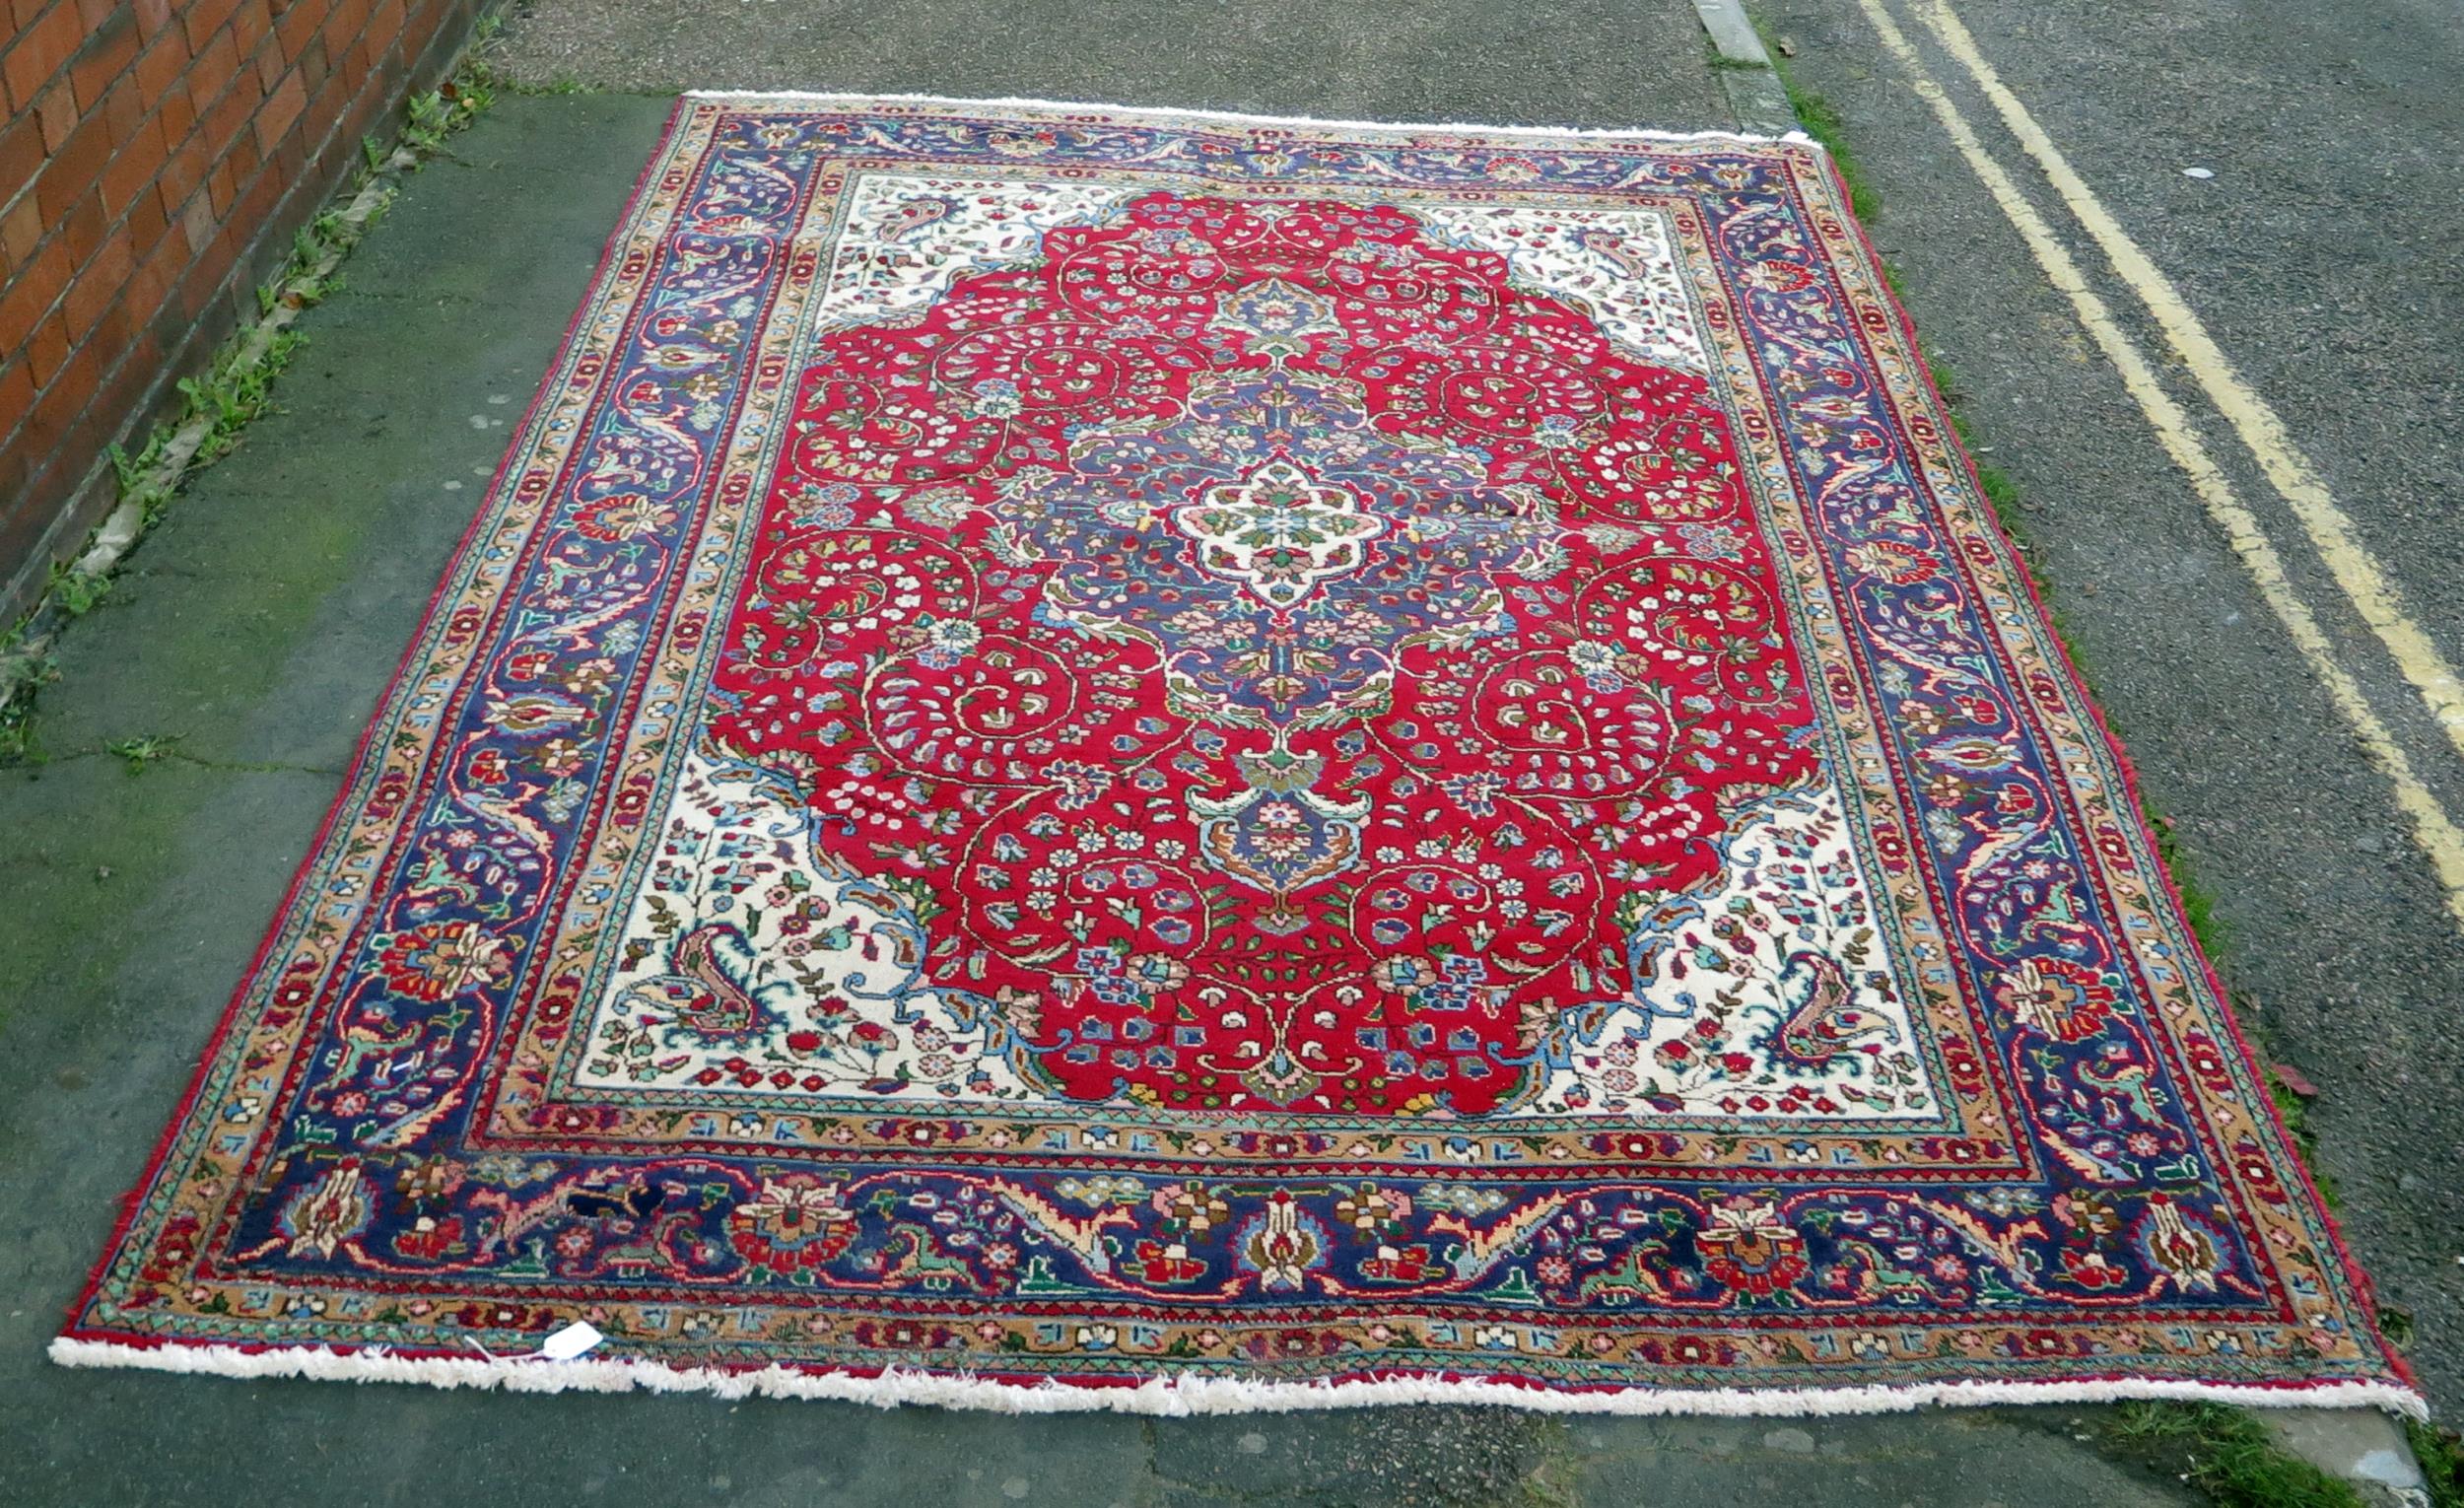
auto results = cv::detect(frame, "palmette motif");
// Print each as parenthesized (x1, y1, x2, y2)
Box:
(62, 98, 2411, 1410)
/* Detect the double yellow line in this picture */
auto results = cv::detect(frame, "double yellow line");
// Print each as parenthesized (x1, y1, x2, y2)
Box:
(1851, 0, 2464, 929)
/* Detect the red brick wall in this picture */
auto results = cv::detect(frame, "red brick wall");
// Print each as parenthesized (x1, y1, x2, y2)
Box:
(0, 0, 487, 621)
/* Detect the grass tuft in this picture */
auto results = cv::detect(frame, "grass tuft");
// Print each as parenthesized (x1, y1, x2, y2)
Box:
(1705, 39, 1773, 73)
(1754, 22, 1882, 221)
(103, 734, 180, 774)
(48, 567, 109, 619)
(2412, 1421, 2463, 1508)
(2107, 1403, 2363, 1508)
(500, 74, 593, 97)
(1787, 86, 1881, 221)
(0, 651, 54, 762)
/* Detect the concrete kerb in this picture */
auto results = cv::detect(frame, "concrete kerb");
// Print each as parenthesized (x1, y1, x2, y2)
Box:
(1692, 0, 1796, 135)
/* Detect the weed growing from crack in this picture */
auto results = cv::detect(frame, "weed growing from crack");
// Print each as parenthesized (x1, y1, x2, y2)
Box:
(0, 651, 53, 762)
(1705, 39, 1773, 72)
(0, 27, 503, 768)
(103, 735, 181, 775)
(179, 329, 308, 466)
(48, 567, 109, 619)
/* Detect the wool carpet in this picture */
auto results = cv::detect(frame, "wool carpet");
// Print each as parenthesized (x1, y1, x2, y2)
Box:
(56, 95, 2418, 1415)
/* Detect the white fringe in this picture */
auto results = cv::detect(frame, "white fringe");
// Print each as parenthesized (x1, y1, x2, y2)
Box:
(49, 1337, 2427, 1419)
(678, 90, 1815, 148)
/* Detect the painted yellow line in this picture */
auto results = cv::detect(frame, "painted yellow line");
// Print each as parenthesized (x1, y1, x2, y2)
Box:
(1850, 0, 2464, 930)
(1913, 0, 2464, 764)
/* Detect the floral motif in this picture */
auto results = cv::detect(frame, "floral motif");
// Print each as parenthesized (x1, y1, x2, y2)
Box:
(275, 1161, 373, 1262)
(1236, 1191, 1329, 1293)
(374, 921, 512, 1002)
(1994, 957, 2118, 1043)
(727, 1175, 858, 1273)
(1695, 1196, 1812, 1297)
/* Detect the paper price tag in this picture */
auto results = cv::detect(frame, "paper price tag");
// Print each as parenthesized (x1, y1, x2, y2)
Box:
(538, 1322, 604, 1361)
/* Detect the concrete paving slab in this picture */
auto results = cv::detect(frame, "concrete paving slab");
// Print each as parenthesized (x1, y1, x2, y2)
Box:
(2268, 1408, 2428, 1504)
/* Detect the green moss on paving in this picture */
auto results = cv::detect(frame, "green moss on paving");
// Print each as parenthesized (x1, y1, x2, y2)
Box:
(0, 89, 675, 1052)
(0, 454, 377, 1039)
(0, 762, 241, 1043)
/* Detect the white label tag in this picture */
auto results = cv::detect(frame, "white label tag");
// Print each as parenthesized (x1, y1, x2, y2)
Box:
(538, 1322, 604, 1361)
